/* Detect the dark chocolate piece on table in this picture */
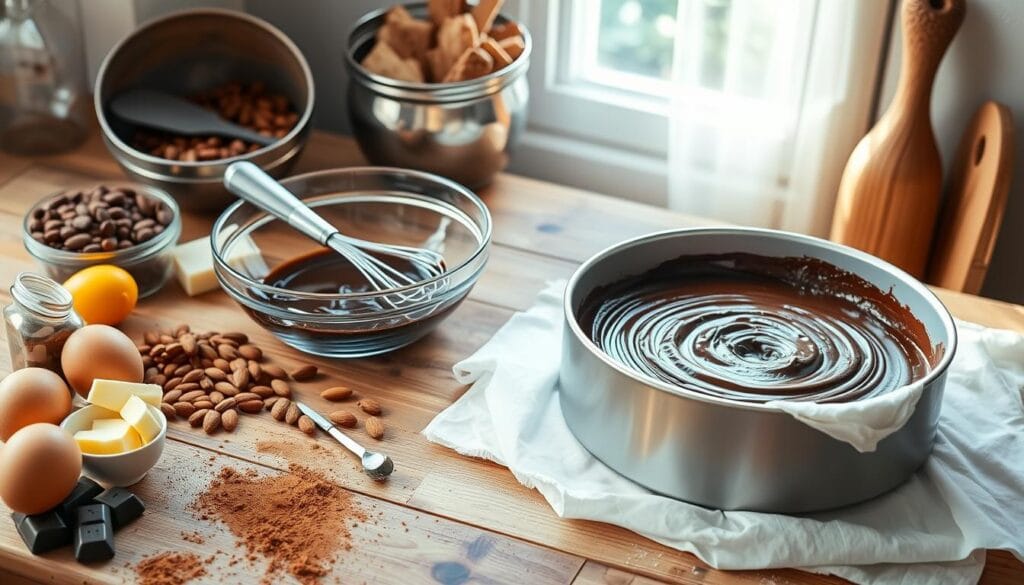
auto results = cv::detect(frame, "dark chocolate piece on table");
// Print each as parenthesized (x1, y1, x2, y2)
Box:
(76, 503, 112, 528)
(11, 511, 72, 554)
(94, 487, 146, 529)
(58, 476, 104, 523)
(73, 521, 115, 563)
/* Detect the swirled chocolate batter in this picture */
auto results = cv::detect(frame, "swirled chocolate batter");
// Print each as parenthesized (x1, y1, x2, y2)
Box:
(579, 254, 938, 403)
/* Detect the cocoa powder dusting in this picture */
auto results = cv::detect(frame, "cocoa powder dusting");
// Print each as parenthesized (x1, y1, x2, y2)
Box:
(195, 464, 365, 584)
(136, 552, 208, 585)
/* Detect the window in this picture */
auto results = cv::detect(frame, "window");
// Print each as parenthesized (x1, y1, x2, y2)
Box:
(508, 0, 892, 231)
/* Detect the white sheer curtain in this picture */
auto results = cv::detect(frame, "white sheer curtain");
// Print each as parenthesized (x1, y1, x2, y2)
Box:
(667, 0, 890, 236)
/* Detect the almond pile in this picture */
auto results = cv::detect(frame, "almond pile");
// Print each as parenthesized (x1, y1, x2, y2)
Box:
(319, 388, 387, 440)
(362, 0, 525, 83)
(139, 325, 317, 436)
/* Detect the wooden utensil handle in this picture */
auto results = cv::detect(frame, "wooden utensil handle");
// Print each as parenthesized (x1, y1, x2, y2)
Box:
(894, 0, 966, 106)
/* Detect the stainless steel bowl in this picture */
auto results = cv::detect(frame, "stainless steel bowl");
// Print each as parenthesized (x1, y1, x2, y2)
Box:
(560, 228, 957, 513)
(94, 9, 314, 213)
(345, 3, 531, 189)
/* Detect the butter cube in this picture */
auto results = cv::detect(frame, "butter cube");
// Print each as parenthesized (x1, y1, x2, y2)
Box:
(75, 420, 143, 455)
(92, 418, 127, 432)
(172, 228, 267, 296)
(120, 396, 162, 444)
(87, 379, 162, 412)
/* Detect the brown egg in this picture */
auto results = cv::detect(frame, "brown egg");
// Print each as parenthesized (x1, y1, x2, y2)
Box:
(0, 423, 82, 515)
(61, 325, 143, 397)
(0, 368, 73, 441)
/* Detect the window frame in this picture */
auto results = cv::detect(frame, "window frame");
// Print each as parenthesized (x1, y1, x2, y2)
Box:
(506, 0, 893, 213)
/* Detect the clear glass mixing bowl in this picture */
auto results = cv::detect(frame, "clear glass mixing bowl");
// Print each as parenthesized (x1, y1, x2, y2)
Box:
(211, 167, 490, 358)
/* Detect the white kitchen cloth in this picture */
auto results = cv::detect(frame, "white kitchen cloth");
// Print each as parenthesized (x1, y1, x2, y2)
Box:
(423, 282, 1024, 585)
(766, 378, 924, 452)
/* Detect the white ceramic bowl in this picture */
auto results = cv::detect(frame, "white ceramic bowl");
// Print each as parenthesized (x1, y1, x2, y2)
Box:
(61, 404, 167, 487)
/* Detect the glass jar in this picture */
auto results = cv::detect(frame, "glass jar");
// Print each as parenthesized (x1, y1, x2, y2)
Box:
(3, 271, 83, 377)
(22, 183, 183, 298)
(0, 0, 89, 154)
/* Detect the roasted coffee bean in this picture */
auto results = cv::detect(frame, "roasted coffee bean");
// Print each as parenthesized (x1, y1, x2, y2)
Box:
(29, 185, 175, 253)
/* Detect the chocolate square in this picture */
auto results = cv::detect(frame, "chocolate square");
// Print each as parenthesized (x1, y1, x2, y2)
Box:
(73, 520, 115, 563)
(58, 476, 104, 523)
(76, 503, 112, 527)
(11, 511, 72, 554)
(94, 488, 145, 529)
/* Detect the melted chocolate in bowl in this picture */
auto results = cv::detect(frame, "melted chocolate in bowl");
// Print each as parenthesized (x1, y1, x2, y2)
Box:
(579, 253, 938, 403)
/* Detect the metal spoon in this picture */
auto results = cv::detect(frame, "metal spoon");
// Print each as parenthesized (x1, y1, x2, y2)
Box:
(109, 88, 276, 146)
(294, 401, 394, 480)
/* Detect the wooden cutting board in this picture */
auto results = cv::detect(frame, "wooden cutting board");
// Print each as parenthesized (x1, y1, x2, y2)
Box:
(927, 101, 1014, 294)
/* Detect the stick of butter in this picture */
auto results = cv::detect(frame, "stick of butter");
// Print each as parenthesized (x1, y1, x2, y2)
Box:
(87, 379, 162, 412)
(172, 226, 267, 296)
(75, 419, 143, 455)
(120, 395, 163, 444)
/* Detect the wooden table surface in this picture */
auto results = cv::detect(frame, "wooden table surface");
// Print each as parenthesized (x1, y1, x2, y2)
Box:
(1, 128, 1022, 585)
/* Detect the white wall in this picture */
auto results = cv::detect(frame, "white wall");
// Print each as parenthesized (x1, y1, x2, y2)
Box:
(877, 0, 1024, 303)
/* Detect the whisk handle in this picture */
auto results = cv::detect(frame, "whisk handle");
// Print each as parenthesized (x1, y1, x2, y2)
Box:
(224, 161, 337, 245)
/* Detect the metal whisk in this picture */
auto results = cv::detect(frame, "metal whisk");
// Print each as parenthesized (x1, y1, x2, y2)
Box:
(224, 162, 446, 299)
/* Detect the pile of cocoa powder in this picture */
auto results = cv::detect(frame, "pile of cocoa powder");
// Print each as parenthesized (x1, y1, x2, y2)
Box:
(195, 464, 365, 584)
(135, 552, 209, 585)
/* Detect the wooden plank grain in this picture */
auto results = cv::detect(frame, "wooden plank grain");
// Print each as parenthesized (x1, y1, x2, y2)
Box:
(0, 440, 584, 585)
(1, 131, 1022, 585)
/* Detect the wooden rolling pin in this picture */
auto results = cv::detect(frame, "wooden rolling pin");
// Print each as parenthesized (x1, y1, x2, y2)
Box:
(830, 0, 966, 278)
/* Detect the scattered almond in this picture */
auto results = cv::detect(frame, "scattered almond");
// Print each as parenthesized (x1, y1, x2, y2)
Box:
(162, 389, 182, 404)
(365, 416, 385, 440)
(262, 364, 288, 380)
(328, 411, 357, 428)
(320, 386, 352, 402)
(357, 398, 382, 416)
(238, 399, 264, 414)
(271, 398, 291, 421)
(203, 410, 221, 434)
(174, 402, 197, 417)
(159, 403, 176, 419)
(271, 379, 291, 397)
(189, 409, 210, 427)
(222, 409, 239, 432)
(298, 415, 316, 436)
(250, 385, 274, 399)
(238, 344, 262, 361)
(291, 364, 318, 381)
(179, 390, 206, 403)
(193, 400, 214, 410)
(285, 403, 301, 426)
(215, 397, 237, 413)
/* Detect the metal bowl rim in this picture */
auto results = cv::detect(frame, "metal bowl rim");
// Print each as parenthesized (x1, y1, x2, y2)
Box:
(344, 2, 532, 101)
(93, 7, 316, 170)
(563, 226, 959, 414)
(210, 165, 492, 308)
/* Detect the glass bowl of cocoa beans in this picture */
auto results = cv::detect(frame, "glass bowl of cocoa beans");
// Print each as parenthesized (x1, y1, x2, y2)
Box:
(22, 183, 182, 298)
(94, 9, 315, 213)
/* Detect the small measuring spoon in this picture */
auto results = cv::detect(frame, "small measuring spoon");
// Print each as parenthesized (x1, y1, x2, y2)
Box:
(294, 401, 394, 480)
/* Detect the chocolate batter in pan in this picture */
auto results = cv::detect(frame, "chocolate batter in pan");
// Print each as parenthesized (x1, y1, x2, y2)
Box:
(579, 253, 939, 403)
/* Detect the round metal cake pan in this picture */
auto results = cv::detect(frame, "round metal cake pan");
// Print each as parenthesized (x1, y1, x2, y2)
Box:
(559, 227, 957, 513)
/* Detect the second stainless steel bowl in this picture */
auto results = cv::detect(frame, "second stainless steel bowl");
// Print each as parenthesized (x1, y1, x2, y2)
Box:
(95, 9, 315, 212)
(560, 228, 958, 513)
(345, 3, 531, 189)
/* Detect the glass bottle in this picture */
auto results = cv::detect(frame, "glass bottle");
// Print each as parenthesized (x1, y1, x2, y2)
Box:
(0, 0, 88, 154)
(4, 272, 83, 378)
